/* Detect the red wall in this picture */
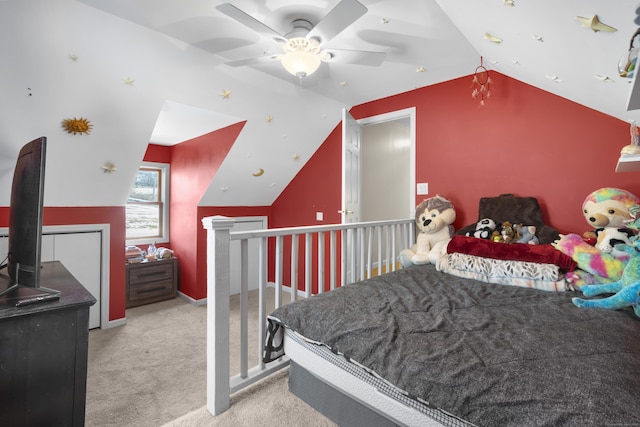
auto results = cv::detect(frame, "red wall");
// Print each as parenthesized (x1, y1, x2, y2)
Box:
(6, 72, 639, 314)
(168, 122, 245, 300)
(271, 125, 343, 228)
(273, 72, 640, 236)
(146, 130, 273, 302)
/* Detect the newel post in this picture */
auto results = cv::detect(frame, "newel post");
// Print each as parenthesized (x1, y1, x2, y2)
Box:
(201, 215, 235, 416)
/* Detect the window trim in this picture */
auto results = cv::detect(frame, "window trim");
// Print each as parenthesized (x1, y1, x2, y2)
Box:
(126, 162, 170, 246)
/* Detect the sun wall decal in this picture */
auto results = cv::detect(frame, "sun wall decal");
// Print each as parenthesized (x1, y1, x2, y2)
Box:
(62, 117, 93, 135)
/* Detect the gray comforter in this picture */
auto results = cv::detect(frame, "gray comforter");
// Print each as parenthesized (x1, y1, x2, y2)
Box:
(265, 264, 640, 426)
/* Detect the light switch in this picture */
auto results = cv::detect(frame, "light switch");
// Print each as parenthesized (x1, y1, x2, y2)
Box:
(316, 212, 324, 221)
(417, 182, 428, 195)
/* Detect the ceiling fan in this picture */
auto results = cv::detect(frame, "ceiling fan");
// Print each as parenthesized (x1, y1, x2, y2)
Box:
(216, 0, 386, 79)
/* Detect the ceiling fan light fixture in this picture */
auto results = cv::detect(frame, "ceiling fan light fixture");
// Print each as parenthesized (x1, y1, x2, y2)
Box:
(281, 51, 322, 78)
(281, 37, 323, 78)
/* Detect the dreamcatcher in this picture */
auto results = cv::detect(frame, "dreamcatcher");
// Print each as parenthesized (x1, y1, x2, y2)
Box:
(471, 57, 492, 106)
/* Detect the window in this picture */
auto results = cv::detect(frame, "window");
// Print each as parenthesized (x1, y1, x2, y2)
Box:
(126, 162, 170, 244)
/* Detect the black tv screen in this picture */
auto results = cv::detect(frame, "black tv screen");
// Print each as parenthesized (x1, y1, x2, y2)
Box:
(7, 136, 46, 288)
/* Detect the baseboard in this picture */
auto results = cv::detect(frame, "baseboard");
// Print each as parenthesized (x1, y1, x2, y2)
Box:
(102, 317, 127, 329)
(178, 291, 207, 306)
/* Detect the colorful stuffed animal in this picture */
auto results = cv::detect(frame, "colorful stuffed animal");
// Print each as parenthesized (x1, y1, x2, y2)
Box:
(584, 187, 639, 253)
(553, 187, 640, 287)
(572, 238, 640, 317)
(514, 224, 539, 245)
(465, 218, 496, 239)
(399, 195, 456, 267)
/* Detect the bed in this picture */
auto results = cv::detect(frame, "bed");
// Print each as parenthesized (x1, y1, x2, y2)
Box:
(263, 195, 640, 426)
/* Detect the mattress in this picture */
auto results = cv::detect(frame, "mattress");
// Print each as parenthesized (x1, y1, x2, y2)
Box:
(284, 328, 473, 427)
(265, 264, 640, 426)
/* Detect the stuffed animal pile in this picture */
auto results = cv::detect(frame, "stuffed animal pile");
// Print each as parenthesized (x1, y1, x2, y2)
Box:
(465, 218, 496, 239)
(400, 195, 456, 267)
(465, 218, 540, 244)
(553, 187, 640, 287)
(514, 224, 540, 245)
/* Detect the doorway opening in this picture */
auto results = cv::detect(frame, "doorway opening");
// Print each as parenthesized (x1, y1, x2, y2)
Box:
(342, 107, 416, 223)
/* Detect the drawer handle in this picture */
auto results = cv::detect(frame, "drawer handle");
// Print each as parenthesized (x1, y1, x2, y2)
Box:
(137, 286, 166, 294)
(138, 271, 167, 278)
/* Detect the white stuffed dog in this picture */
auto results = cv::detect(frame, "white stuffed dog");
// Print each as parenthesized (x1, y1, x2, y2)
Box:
(400, 195, 456, 266)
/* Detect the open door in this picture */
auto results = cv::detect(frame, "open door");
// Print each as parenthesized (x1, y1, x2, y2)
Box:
(341, 107, 416, 284)
(341, 108, 361, 224)
(341, 108, 362, 283)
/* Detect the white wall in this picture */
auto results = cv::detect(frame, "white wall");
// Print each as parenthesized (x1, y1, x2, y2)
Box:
(361, 119, 411, 221)
(0, 0, 345, 208)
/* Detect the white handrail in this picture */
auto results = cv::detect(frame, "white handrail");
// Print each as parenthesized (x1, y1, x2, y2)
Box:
(202, 216, 414, 416)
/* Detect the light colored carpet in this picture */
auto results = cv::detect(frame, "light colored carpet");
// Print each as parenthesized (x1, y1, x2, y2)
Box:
(85, 290, 336, 427)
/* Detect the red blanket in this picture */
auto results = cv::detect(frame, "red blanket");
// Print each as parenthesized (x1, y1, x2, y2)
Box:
(447, 235, 577, 272)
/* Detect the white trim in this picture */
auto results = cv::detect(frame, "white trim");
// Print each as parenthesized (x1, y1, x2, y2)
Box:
(230, 216, 268, 227)
(178, 290, 207, 306)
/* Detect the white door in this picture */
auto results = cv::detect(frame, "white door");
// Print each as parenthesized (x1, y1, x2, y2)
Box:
(342, 108, 361, 224)
(51, 232, 101, 329)
(342, 108, 362, 283)
(341, 107, 416, 282)
(42, 232, 102, 329)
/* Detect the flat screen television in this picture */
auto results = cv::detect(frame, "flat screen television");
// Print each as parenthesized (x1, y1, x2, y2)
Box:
(0, 136, 58, 298)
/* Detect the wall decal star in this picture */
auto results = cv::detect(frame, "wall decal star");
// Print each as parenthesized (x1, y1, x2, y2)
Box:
(576, 15, 617, 33)
(123, 77, 135, 85)
(595, 74, 614, 83)
(220, 89, 232, 99)
(484, 33, 503, 43)
(266, 114, 273, 123)
(101, 163, 117, 173)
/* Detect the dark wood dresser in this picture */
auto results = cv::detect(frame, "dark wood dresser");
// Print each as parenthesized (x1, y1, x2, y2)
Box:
(0, 261, 96, 427)
(126, 257, 178, 308)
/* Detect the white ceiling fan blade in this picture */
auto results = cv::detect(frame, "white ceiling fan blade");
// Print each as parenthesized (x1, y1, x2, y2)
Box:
(225, 55, 278, 67)
(216, 3, 287, 43)
(307, 0, 367, 44)
(326, 49, 386, 66)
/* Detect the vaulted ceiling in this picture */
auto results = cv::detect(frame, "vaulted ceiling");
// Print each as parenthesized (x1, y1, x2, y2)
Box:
(2, 0, 640, 207)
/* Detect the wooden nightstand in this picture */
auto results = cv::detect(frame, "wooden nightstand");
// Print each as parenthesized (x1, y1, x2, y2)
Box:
(126, 258, 178, 308)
